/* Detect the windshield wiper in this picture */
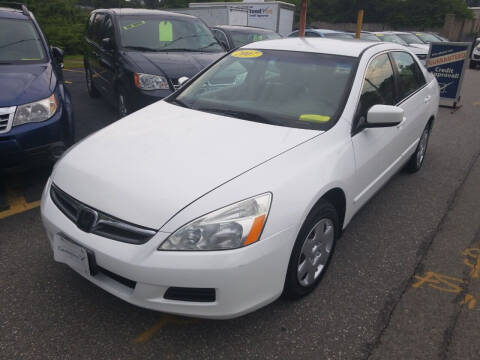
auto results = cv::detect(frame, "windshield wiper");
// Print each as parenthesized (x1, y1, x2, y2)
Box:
(0, 38, 38, 50)
(169, 98, 190, 108)
(197, 107, 275, 124)
(124, 45, 161, 52)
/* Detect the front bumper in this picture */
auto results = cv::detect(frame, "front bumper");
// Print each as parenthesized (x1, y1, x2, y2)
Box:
(41, 181, 294, 319)
(0, 104, 72, 168)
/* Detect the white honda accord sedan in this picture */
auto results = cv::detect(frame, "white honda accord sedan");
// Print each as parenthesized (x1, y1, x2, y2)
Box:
(41, 38, 439, 319)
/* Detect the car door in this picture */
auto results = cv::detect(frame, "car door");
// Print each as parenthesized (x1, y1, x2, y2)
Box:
(390, 51, 431, 155)
(96, 14, 116, 103)
(89, 13, 105, 94)
(351, 52, 406, 211)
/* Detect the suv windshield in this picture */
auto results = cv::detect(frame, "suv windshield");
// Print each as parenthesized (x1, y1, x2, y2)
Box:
(170, 50, 356, 130)
(396, 33, 425, 45)
(119, 16, 223, 52)
(229, 30, 281, 48)
(415, 32, 440, 43)
(0, 18, 46, 63)
(376, 33, 407, 45)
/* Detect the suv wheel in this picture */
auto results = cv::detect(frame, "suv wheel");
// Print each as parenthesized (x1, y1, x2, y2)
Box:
(85, 66, 100, 98)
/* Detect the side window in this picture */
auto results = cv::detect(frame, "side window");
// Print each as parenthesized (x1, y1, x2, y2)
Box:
(213, 29, 228, 47)
(356, 54, 396, 124)
(86, 13, 96, 40)
(92, 13, 105, 44)
(391, 52, 426, 101)
(103, 16, 114, 40)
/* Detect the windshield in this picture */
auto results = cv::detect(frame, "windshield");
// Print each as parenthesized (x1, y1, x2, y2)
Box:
(360, 33, 381, 42)
(375, 33, 407, 45)
(324, 32, 355, 39)
(170, 50, 356, 130)
(415, 32, 440, 43)
(0, 18, 46, 63)
(396, 33, 425, 45)
(230, 30, 281, 48)
(119, 16, 223, 52)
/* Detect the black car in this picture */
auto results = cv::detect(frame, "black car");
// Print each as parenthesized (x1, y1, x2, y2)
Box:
(84, 9, 225, 117)
(0, 3, 74, 168)
(211, 25, 282, 51)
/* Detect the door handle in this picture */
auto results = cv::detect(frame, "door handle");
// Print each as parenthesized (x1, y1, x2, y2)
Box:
(424, 95, 432, 104)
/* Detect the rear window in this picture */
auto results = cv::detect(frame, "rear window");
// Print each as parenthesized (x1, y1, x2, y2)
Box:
(0, 18, 46, 63)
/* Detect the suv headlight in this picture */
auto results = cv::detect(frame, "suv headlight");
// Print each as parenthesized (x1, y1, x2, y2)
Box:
(134, 73, 169, 90)
(159, 193, 272, 251)
(13, 94, 58, 126)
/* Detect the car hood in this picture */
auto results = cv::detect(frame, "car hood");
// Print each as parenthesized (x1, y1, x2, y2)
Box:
(52, 101, 320, 229)
(125, 50, 224, 80)
(0, 63, 55, 107)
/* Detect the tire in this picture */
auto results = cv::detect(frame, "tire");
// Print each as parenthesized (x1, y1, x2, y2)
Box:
(470, 61, 475, 69)
(283, 199, 339, 299)
(85, 66, 100, 98)
(116, 87, 129, 119)
(405, 123, 431, 173)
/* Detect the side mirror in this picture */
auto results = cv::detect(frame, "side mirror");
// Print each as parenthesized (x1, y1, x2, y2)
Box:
(178, 76, 189, 87)
(101, 37, 113, 50)
(51, 47, 64, 67)
(365, 105, 404, 128)
(220, 40, 229, 51)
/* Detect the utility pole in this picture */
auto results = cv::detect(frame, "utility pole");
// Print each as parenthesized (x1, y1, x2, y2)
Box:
(355, 9, 364, 39)
(299, 0, 307, 37)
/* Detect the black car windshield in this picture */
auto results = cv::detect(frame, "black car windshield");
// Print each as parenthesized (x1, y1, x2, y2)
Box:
(229, 29, 282, 48)
(0, 18, 46, 63)
(119, 16, 223, 52)
(170, 50, 356, 130)
(396, 33, 425, 45)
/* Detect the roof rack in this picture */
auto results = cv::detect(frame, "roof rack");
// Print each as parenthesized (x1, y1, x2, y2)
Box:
(0, 2, 29, 16)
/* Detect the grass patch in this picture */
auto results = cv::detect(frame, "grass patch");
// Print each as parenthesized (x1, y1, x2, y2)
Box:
(63, 55, 83, 69)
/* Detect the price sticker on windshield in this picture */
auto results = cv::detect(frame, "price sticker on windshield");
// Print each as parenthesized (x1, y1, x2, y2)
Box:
(232, 50, 263, 58)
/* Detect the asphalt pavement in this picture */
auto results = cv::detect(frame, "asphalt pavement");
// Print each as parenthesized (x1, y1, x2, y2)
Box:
(1, 68, 480, 360)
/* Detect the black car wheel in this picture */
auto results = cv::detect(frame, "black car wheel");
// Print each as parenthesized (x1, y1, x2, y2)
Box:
(85, 66, 100, 98)
(283, 199, 339, 299)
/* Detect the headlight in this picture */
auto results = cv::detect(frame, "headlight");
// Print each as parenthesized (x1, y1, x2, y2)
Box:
(134, 73, 169, 90)
(13, 94, 58, 126)
(159, 193, 272, 251)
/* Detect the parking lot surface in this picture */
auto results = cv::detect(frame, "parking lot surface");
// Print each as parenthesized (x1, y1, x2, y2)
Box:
(1, 68, 480, 359)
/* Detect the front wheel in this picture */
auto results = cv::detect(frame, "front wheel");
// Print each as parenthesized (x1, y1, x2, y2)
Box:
(405, 124, 431, 173)
(116, 88, 129, 119)
(283, 200, 339, 299)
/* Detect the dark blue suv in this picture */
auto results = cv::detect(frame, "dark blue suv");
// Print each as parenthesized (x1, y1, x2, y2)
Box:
(0, 3, 74, 168)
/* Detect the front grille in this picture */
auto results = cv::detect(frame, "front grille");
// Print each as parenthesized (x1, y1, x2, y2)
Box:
(474, 54, 480, 60)
(164, 287, 216, 302)
(417, 54, 427, 60)
(97, 265, 136, 289)
(171, 78, 180, 91)
(0, 106, 15, 134)
(50, 184, 157, 244)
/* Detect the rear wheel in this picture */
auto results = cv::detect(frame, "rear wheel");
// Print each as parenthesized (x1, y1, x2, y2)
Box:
(405, 124, 431, 173)
(85, 66, 100, 98)
(283, 200, 339, 299)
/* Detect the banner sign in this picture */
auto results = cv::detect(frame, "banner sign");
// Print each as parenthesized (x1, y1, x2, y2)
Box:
(426, 42, 471, 108)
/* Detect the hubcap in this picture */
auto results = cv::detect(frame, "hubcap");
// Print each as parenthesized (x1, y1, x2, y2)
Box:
(118, 94, 127, 118)
(416, 128, 429, 167)
(297, 218, 335, 287)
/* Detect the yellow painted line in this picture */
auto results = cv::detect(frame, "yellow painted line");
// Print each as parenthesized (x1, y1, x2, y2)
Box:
(0, 182, 40, 220)
(133, 315, 198, 344)
(473, 101, 480, 107)
(65, 80, 72, 84)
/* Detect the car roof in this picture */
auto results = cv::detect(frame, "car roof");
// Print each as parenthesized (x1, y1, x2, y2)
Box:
(0, 7, 30, 20)
(92, 8, 197, 20)
(247, 37, 388, 57)
(213, 25, 276, 33)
